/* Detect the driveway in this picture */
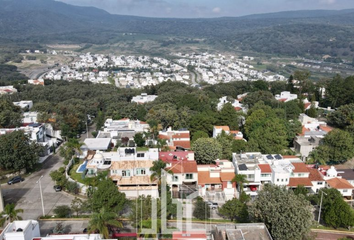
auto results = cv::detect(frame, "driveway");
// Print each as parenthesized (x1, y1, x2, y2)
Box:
(2, 154, 76, 220)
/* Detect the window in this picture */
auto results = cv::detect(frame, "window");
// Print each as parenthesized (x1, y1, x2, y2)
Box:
(137, 153, 145, 158)
(122, 170, 130, 177)
(343, 190, 348, 192)
(281, 179, 284, 182)
(136, 168, 146, 175)
(277, 179, 279, 182)
(285, 179, 288, 182)
(317, 182, 323, 185)
(261, 174, 271, 177)
(186, 174, 193, 180)
(173, 175, 178, 182)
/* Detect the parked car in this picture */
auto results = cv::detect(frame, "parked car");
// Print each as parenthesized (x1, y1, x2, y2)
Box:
(54, 185, 62, 192)
(206, 201, 218, 209)
(7, 176, 24, 185)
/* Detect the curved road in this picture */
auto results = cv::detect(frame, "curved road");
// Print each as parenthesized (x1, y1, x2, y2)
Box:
(1, 154, 76, 220)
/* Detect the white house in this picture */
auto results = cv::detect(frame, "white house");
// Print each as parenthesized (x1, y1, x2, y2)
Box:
(0, 220, 40, 240)
(275, 91, 298, 102)
(13, 101, 33, 110)
(213, 126, 230, 138)
(131, 93, 158, 104)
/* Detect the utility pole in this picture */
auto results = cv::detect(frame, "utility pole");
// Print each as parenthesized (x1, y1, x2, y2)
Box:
(36, 175, 45, 216)
(318, 189, 327, 223)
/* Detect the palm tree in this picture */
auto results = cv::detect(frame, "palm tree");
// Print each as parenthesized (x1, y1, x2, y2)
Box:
(232, 174, 248, 195)
(150, 159, 168, 184)
(88, 207, 122, 239)
(0, 203, 24, 227)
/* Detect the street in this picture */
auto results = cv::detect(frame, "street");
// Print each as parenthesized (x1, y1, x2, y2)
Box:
(2, 154, 76, 220)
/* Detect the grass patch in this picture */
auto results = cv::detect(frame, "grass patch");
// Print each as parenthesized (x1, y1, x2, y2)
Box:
(68, 162, 99, 186)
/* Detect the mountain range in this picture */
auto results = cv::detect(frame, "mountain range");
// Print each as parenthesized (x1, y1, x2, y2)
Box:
(1, 0, 354, 57)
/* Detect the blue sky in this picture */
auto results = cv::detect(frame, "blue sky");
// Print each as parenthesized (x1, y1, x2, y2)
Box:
(57, 0, 354, 18)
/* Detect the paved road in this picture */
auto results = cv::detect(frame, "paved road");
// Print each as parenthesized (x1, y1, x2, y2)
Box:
(2, 154, 76, 220)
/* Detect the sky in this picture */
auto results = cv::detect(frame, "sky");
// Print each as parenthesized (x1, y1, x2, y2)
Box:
(57, 0, 354, 18)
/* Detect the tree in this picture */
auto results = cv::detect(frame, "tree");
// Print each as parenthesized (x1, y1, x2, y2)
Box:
(88, 207, 122, 239)
(216, 130, 233, 160)
(89, 179, 127, 213)
(192, 138, 222, 164)
(232, 174, 248, 195)
(323, 197, 354, 229)
(306, 104, 317, 118)
(0, 203, 23, 227)
(250, 184, 312, 240)
(150, 159, 170, 188)
(189, 112, 216, 137)
(53, 205, 72, 218)
(293, 185, 308, 196)
(310, 129, 354, 164)
(193, 197, 210, 220)
(0, 99, 22, 128)
(218, 103, 240, 130)
(191, 130, 208, 143)
(327, 103, 354, 128)
(242, 91, 275, 109)
(219, 198, 248, 222)
(50, 167, 67, 186)
(0, 131, 40, 172)
(133, 133, 145, 147)
(71, 197, 84, 217)
(247, 118, 288, 154)
(95, 111, 105, 131)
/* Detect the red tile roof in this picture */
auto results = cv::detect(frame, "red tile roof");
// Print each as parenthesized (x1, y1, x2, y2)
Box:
(279, 98, 287, 102)
(172, 133, 190, 139)
(198, 171, 221, 184)
(304, 102, 311, 110)
(159, 151, 193, 162)
(234, 107, 242, 111)
(308, 168, 324, 182)
(220, 172, 235, 181)
(258, 164, 272, 173)
(319, 125, 333, 133)
(292, 162, 310, 173)
(214, 126, 230, 131)
(283, 155, 298, 159)
(288, 178, 313, 187)
(173, 231, 207, 240)
(173, 140, 191, 149)
(158, 134, 170, 140)
(167, 161, 198, 174)
(326, 178, 354, 189)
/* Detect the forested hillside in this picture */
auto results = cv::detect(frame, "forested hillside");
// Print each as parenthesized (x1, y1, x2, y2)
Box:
(1, 0, 354, 57)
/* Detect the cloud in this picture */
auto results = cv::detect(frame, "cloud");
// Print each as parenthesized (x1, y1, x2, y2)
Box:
(212, 7, 221, 13)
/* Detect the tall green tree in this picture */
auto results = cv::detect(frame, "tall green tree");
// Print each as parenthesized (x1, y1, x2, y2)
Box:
(0, 99, 22, 128)
(193, 197, 210, 220)
(0, 203, 23, 227)
(89, 179, 127, 213)
(0, 131, 40, 172)
(218, 103, 240, 130)
(216, 130, 234, 160)
(219, 198, 249, 222)
(134, 133, 145, 147)
(88, 207, 122, 239)
(250, 184, 312, 240)
(192, 138, 222, 164)
(310, 129, 354, 164)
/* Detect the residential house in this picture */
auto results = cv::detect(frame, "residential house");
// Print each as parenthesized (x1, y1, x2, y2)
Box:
(83, 138, 112, 151)
(22, 112, 38, 126)
(158, 127, 191, 150)
(337, 169, 354, 187)
(294, 136, 322, 161)
(275, 91, 297, 102)
(85, 147, 159, 198)
(213, 126, 230, 138)
(131, 93, 158, 104)
(198, 160, 236, 201)
(0, 220, 40, 240)
(101, 118, 149, 144)
(217, 96, 245, 112)
(326, 178, 353, 198)
(308, 167, 325, 193)
(13, 101, 33, 110)
(160, 151, 198, 198)
(232, 153, 307, 197)
(0, 86, 17, 95)
(28, 79, 44, 86)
